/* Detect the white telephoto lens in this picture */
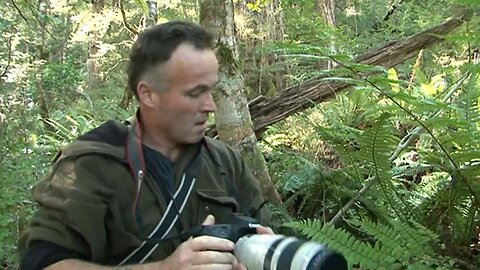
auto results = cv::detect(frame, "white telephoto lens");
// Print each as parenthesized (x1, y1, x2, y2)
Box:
(234, 234, 284, 269)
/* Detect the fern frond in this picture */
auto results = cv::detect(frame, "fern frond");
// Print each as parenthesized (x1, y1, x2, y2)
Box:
(348, 218, 411, 262)
(390, 219, 438, 253)
(289, 219, 386, 269)
(290, 218, 442, 270)
(357, 119, 417, 221)
(461, 70, 479, 132)
(408, 172, 451, 210)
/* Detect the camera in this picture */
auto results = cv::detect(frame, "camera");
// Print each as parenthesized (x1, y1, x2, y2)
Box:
(185, 214, 348, 270)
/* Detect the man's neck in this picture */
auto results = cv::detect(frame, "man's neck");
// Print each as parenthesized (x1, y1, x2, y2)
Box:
(140, 123, 182, 161)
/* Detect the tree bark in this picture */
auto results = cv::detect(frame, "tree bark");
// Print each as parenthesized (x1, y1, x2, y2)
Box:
(371, 0, 404, 33)
(86, 0, 105, 93)
(119, 0, 157, 109)
(86, 44, 100, 93)
(315, 0, 336, 70)
(199, 0, 282, 205)
(248, 12, 472, 133)
(266, 0, 286, 93)
(145, 0, 158, 27)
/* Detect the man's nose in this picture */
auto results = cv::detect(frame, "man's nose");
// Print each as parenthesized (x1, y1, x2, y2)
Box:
(202, 91, 216, 112)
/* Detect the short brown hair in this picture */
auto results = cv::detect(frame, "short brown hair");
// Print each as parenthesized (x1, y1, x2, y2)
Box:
(127, 20, 214, 98)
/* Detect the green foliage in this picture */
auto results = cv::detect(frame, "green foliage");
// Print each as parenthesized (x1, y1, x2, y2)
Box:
(1, 0, 480, 269)
(41, 61, 82, 102)
(290, 218, 452, 269)
(133, 0, 149, 16)
(0, 99, 131, 268)
(266, 45, 480, 269)
(0, 1, 137, 267)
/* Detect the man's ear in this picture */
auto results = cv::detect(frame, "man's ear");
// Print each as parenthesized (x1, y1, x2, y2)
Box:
(137, 81, 156, 108)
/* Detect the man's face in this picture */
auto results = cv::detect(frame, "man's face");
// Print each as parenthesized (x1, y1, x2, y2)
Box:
(145, 43, 218, 146)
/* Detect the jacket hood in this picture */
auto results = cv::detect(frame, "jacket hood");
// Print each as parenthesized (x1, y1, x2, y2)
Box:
(55, 120, 128, 163)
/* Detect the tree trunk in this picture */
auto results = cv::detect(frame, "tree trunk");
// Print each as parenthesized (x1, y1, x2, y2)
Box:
(315, 0, 336, 70)
(86, 44, 100, 93)
(248, 12, 472, 133)
(86, 0, 105, 93)
(145, 0, 158, 27)
(199, 0, 282, 205)
(36, 0, 53, 133)
(371, 0, 404, 33)
(235, 1, 285, 97)
(119, 0, 157, 109)
(266, 0, 286, 93)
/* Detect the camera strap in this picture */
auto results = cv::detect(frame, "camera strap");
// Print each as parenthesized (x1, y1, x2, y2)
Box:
(119, 115, 197, 266)
(118, 172, 197, 265)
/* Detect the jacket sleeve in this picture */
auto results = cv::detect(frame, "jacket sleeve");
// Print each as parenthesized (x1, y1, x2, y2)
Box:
(19, 155, 117, 263)
(232, 151, 273, 226)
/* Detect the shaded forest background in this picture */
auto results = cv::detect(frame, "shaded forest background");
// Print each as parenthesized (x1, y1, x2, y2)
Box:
(1, 0, 480, 269)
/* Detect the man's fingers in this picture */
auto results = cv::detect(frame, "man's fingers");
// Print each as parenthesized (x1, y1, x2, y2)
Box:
(191, 264, 235, 270)
(195, 250, 237, 265)
(234, 262, 248, 270)
(256, 226, 274, 235)
(202, 214, 215, 225)
(189, 235, 235, 251)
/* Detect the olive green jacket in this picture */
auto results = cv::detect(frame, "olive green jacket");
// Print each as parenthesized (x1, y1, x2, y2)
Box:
(19, 120, 270, 266)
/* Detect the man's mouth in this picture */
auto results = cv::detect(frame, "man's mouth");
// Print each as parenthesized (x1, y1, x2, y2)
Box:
(195, 120, 208, 128)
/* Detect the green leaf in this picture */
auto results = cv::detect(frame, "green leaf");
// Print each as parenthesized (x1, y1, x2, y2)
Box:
(132, 0, 149, 16)
(413, 67, 429, 84)
(388, 68, 400, 92)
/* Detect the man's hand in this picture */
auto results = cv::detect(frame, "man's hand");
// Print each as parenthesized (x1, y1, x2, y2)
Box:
(160, 215, 239, 270)
(45, 216, 275, 270)
(255, 225, 274, 235)
(161, 215, 275, 270)
(235, 219, 274, 270)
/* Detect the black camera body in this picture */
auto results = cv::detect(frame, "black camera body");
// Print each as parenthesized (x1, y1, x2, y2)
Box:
(188, 214, 258, 242)
(187, 214, 348, 270)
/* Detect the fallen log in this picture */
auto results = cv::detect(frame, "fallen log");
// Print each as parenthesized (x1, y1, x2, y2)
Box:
(248, 11, 473, 133)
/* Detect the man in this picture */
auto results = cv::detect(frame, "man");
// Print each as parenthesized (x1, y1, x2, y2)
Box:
(19, 20, 271, 269)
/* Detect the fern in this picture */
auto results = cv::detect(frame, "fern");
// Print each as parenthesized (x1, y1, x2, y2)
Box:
(349, 218, 410, 263)
(408, 172, 451, 213)
(289, 219, 383, 269)
(290, 218, 443, 270)
(356, 116, 416, 221)
(460, 69, 479, 133)
(266, 63, 480, 269)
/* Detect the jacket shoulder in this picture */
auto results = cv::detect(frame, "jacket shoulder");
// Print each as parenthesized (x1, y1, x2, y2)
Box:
(77, 120, 128, 146)
(56, 120, 128, 162)
(204, 137, 239, 159)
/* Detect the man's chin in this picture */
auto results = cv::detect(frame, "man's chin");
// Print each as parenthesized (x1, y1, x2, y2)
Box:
(183, 133, 205, 144)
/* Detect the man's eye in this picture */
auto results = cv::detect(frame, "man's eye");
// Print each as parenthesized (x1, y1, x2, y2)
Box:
(187, 91, 202, 98)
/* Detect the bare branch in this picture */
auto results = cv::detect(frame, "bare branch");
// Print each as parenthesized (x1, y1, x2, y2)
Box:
(390, 72, 470, 160)
(119, 0, 138, 36)
(0, 37, 12, 78)
(10, 0, 31, 25)
(22, 0, 58, 41)
(8, 0, 56, 42)
(383, 0, 404, 22)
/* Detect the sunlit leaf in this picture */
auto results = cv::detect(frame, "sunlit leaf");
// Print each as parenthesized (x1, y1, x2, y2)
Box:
(387, 68, 400, 92)
(413, 67, 428, 84)
(421, 83, 437, 96)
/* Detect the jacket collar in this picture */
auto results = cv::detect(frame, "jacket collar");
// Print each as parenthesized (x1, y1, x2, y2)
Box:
(126, 110, 206, 213)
